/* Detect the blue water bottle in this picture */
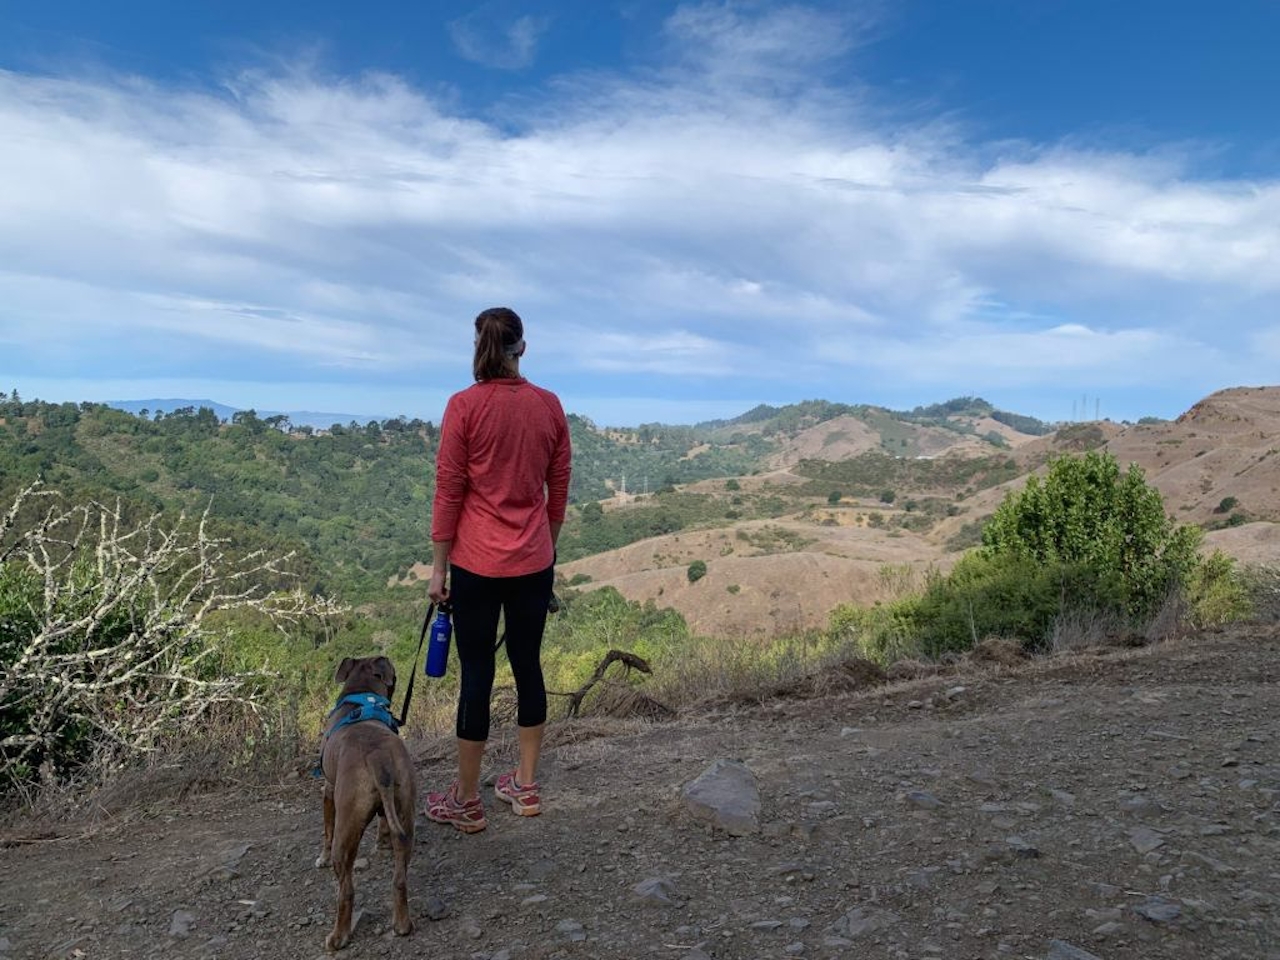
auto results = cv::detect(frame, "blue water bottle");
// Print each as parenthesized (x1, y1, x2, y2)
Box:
(424, 602, 452, 678)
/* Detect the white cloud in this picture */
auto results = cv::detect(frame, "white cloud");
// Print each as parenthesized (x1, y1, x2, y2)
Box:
(0, 3, 1278, 422)
(448, 13, 549, 70)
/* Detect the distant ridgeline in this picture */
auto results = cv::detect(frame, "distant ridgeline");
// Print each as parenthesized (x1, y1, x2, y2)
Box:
(695, 396, 1053, 438)
(0, 392, 1047, 599)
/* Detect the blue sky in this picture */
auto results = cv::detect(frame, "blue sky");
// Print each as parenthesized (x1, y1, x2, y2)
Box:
(2, 1, 1278, 426)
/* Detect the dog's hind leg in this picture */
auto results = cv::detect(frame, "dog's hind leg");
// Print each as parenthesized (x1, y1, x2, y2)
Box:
(374, 772, 415, 937)
(316, 782, 335, 869)
(325, 804, 364, 951)
(376, 813, 391, 851)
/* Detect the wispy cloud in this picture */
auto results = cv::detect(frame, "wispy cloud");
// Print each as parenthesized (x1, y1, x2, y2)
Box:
(0, 2, 1277, 422)
(448, 12, 549, 70)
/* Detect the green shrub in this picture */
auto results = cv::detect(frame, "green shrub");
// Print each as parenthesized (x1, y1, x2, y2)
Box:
(911, 552, 1123, 655)
(725, 479, 740, 491)
(829, 598, 925, 664)
(828, 490, 842, 505)
(687, 560, 707, 583)
(1184, 550, 1251, 627)
(879, 489, 896, 504)
(981, 451, 1200, 618)
(1215, 496, 1238, 514)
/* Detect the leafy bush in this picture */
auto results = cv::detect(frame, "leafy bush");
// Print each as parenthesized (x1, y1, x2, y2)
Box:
(1215, 496, 1238, 514)
(832, 451, 1245, 661)
(687, 560, 708, 583)
(828, 490, 842, 505)
(914, 553, 1123, 655)
(1183, 550, 1251, 627)
(829, 598, 925, 664)
(981, 451, 1200, 618)
(879, 489, 896, 504)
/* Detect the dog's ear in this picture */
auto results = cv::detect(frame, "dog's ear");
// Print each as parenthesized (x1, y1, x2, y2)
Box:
(335, 657, 356, 683)
(372, 656, 396, 691)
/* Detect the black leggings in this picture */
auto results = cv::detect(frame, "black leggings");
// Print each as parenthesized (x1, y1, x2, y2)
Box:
(450, 562, 553, 742)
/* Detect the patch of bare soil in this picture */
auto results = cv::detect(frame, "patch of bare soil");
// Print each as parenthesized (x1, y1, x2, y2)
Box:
(1205, 522, 1280, 566)
(4, 625, 1279, 960)
(560, 520, 946, 638)
(765, 416, 883, 470)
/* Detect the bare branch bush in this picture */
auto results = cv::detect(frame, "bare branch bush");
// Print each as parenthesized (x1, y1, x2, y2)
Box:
(0, 483, 343, 797)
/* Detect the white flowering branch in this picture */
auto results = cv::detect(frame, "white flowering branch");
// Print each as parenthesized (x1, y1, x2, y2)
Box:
(0, 485, 343, 788)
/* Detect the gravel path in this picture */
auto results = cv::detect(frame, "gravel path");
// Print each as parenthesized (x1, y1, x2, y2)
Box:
(2, 623, 1278, 960)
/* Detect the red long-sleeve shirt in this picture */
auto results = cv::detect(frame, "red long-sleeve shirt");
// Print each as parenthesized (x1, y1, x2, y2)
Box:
(431, 377, 572, 578)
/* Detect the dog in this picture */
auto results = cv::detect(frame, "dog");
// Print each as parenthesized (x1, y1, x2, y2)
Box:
(314, 656, 416, 951)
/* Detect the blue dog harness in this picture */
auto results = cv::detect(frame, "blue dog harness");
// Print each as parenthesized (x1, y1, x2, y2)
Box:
(312, 693, 400, 778)
(326, 692, 400, 735)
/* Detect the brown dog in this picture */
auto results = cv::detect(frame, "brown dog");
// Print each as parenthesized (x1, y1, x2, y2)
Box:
(315, 656, 416, 951)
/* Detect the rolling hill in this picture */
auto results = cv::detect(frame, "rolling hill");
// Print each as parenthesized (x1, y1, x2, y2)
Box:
(560, 387, 1280, 639)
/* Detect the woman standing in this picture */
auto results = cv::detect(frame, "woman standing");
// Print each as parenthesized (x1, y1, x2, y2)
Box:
(424, 307, 572, 832)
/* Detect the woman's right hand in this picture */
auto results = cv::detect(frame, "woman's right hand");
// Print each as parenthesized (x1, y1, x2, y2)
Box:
(428, 570, 449, 604)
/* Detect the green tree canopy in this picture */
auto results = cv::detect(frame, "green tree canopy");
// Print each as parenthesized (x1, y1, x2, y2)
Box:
(980, 451, 1201, 616)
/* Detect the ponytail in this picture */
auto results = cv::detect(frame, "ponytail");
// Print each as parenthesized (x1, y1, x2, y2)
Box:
(473, 307, 524, 381)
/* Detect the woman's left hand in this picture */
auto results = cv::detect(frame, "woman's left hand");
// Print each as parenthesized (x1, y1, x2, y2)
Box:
(428, 570, 449, 604)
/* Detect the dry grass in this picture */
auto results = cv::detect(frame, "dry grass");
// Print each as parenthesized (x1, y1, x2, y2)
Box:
(1048, 605, 1129, 654)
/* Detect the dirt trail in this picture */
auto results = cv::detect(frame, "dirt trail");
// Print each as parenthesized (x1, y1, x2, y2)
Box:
(3, 624, 1279, 960)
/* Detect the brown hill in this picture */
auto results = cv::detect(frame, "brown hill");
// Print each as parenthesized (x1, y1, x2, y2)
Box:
(1104, 386, 1280, 525)
(764, 412, 1038, 471)
(563, 387, 1280, 639)
(559, 516, 947, 637)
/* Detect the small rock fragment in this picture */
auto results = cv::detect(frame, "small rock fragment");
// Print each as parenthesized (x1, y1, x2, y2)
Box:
(1047, 939, 1104, 960)
(169, 910, 196, 939)
(633, 877, 678, 905)
(1133, 897, 1182, 924)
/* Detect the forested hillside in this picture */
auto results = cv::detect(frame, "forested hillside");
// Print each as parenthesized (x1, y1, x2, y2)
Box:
(0, 395, 777, 597)
(0, 391, 1054, 599)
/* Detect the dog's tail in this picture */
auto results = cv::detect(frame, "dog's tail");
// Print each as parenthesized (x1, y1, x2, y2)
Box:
(371, 760, 411, 847)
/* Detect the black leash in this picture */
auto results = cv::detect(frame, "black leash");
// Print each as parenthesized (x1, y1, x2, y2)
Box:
(397, 601, 435, 729)
(400, 590, 561, 721)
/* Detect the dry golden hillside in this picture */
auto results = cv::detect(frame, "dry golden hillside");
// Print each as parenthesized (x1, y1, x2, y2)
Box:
(562, 387, 1280, 639)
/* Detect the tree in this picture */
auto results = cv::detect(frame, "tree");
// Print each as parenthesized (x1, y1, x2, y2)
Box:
(981, 451, 1201, 616)
(827, 490, 842, 505)
(687, 560, 707, 583)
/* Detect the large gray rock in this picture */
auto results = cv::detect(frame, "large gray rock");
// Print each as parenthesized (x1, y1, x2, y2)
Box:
(681, 759, 761, 836)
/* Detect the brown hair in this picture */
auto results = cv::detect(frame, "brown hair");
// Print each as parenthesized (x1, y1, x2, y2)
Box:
(473, 307, 524, 381)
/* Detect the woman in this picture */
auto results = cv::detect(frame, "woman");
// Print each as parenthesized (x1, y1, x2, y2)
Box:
(424, 306, 571, 832)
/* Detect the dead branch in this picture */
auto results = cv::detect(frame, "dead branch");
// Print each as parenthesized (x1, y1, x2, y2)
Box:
(549, 649, 671, 720)
(0, 490, 343, 789)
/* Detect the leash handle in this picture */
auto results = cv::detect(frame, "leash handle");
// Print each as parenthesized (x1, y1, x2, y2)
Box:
(397, 601, 435, 729)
